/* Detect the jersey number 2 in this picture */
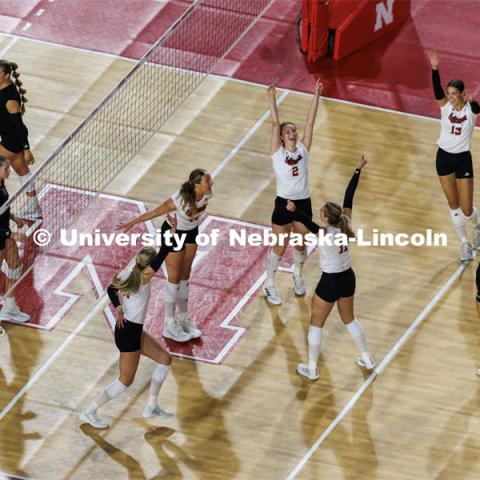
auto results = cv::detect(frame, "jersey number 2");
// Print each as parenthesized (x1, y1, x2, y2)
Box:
(292, 166, 299, 177)
(450, 126, 462, 135)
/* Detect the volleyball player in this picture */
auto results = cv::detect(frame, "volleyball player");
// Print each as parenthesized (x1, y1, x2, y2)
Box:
(430, 52, 480, 261)
(118, 168, 213, 343)
(264, 79, 323, 305)
(0, 156, 31, 336)
(0, 60, 41, 221)
(286, 155, 375, 380)
(79, 247, 173, 428)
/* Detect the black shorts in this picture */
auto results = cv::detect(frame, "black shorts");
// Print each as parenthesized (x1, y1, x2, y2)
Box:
(150, 220, 199, 272)
(114, 319, 143, 352)
(315, 268, 356, 303)
(0, 126, 29, 154)
(436, 148, 473, 179)
(271, 196, 313, 226)
(0, 227, 11, 250)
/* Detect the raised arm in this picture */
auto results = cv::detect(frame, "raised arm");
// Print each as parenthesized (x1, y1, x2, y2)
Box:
(117, 197, 176, 232)
(342, 154, 368, 219)
(301, 79, 323, 151)
(267, 83, 281, 155)
(430, 52, 448, 107)
(463, 91, 480, 114)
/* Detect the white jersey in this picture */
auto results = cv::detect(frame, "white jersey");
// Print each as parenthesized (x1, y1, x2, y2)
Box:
(272, 143, 310, 200)
(319, 226, 351, 274)
(437, 102, 477, 153)
(168, 190, 212, 231)
(117, 267, 151, 325)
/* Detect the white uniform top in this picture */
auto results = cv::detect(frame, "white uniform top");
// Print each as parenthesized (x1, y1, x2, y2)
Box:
(272, 143, 310, 200)
(319, 226, 352, 274)
(117, 267, 151, 325)
(437, 101, 477, 153)
(168, 190, 212, 231)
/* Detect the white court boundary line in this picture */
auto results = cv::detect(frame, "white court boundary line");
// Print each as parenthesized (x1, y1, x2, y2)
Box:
(0, 36, 18, 57)
(286, 259, 472, 480)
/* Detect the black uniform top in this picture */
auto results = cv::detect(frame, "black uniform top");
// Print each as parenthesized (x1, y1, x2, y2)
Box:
(0, 83, 29, 149)
(0, 183, 10, 230)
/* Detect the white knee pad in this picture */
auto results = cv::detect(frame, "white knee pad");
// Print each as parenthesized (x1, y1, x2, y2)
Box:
(4, 265, 22, 280)
(164, 282, 179, 303)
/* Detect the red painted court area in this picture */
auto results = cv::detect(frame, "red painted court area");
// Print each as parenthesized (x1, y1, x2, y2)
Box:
(9, 187, 304, 364)
(1, 0, 480, 117)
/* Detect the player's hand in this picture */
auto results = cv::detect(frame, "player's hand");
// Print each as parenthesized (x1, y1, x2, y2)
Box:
(314, 79, 324, 96)
(286, 200, 296, 212)
(23, 149, 35, 166)
(463, 91, 474, 102)
(357, 154, 368, 170)
(166, 213, 177, 234)
(430, 51, 439, 69)
(117, 220, 135, 233)
(12, 216, 26, 229)
(267, 82, 277, 101)
(115, 306, 125, 328)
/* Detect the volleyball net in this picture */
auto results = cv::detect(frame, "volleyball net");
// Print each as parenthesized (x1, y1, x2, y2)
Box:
(1, 0, 274, 290)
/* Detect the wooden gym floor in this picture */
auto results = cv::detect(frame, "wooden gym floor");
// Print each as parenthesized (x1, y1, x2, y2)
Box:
(0, 33, 479, 480)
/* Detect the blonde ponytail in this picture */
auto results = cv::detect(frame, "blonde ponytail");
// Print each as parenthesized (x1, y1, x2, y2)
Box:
(338, 214, 355, 239)
(112, 247, 156, 295)
(324, 202, 355, 238)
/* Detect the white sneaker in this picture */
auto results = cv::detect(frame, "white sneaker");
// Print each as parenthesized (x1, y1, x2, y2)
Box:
(162, 321, 192, 342)
(79, 409, 110, 429)
(263, 284, 282, 305)
(0, 304, 30, 323)
(356, 354, 376, 370)
(296, 363, 319, 381)
(0, 324, 5, 336)
(18, 198, 42, 222)
(292, 274, 306, 296)
(461, 241, 474, 262)
(473, 225, 480, 250)
(180, 317, 202, 339)
(143, 405, 174, 419)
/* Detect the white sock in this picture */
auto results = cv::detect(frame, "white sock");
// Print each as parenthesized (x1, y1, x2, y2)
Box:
(89, 379, 127, 412)
(164, 281, 179, 324)
(307, 325, 323, 372)
(450, 208, 468, 242)
(177, 280, 189, 322)
(19, 173, 36, 194)
(465, 207, 480, 227)
(147, 364, 170, 409)
(294, 249, 306, 277)
(346, 319, 369, 355)
(266, 251, 282, 287)
(4, 296, 15, 310)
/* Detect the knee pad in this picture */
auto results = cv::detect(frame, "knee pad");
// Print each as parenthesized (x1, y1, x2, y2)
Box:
(3, 265, 22, 280)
